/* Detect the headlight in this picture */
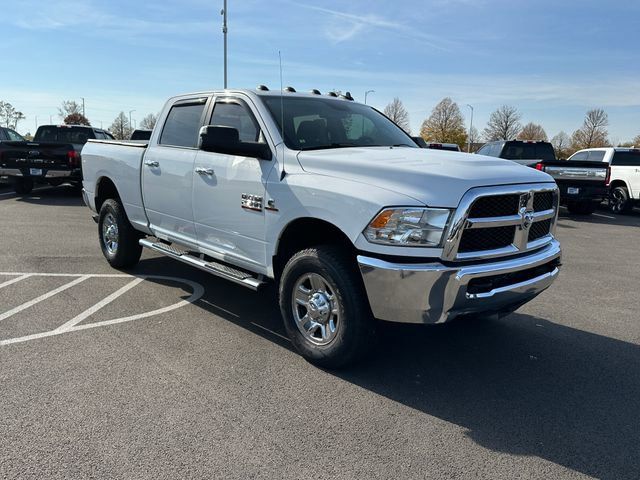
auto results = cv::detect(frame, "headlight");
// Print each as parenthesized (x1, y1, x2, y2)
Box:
(364, 207, 452, 247)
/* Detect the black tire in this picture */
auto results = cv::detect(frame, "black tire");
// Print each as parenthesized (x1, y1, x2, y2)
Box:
(98, 199, 142, 268)
(14, 178, 33, 195)
(566, 200, 597, 215)
(609, 186, 633, 214)
(279, 245, 376, 369)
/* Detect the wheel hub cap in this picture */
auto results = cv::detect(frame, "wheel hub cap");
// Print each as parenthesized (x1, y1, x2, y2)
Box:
(291, 273, 341, 346)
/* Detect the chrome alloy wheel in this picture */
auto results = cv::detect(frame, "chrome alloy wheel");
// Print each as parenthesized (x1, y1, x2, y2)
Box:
(292, 273, 341, 346)
(102, 213, 119, 255)
(610, 189, 626, 213)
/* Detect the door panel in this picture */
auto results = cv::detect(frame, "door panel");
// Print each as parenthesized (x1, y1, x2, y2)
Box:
(141, 98, 208, 245)
(193, 97, 275, 270)
(142, 146, 198, 243)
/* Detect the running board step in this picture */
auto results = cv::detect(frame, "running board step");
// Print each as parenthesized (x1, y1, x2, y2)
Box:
(139, 239, 265, 291)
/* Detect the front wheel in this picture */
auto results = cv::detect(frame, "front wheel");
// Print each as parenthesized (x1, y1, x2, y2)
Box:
(279, 246, 376, 369)
(98, 199, 142, 268)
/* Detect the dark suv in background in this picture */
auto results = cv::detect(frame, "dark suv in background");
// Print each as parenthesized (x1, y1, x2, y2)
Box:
(476, 140, 556, 167)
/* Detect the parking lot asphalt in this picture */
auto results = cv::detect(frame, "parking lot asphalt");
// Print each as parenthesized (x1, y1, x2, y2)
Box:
(1, 185, 639, 480)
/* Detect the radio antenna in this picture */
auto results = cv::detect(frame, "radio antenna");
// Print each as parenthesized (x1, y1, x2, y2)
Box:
(279, 50, 286, 180)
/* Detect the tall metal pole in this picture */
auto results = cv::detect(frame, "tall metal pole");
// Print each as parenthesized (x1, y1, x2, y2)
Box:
(364, 90, 375, 105)
(222, 0, 228, 88)
(129, 110, 135, 137)
(466, 104, 474, 153)
(81, 97, 85, 117)
(35, 116, 38, 130)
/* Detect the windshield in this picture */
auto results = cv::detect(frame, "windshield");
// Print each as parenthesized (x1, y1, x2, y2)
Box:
(34, 126, 95, 144)
(262, 96, 416, 151)
(501, 142, 556, 161)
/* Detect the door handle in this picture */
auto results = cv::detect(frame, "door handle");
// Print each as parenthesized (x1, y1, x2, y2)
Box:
(195, 167, 214, 176)
(144, 160, 159, 167)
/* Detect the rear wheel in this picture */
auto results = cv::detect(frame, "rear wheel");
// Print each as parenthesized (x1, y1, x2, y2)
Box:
(279, 245, 375, 368)
(98, 199, 142, 268)
(566, 200, 597, 215)
(609, 186, 632, 214)
(14, 178, 33, 195)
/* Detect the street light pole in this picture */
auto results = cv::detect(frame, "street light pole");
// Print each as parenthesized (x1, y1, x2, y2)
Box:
(81, 97, 85, 117)
(364, 90, 375, 105)
(221, 0, 228, 89)
(466, 104, 474, 153)
(129, 110, 136, 138)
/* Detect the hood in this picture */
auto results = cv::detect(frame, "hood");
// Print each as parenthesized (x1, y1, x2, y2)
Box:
(296, 147, 554, 207)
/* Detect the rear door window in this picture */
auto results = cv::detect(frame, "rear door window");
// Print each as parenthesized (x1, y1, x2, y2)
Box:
(160, 100, 207, 148)
(612, 150, 640, 166)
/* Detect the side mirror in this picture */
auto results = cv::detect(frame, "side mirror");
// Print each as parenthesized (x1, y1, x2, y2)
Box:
(199, 125, 272, 160)
(411, 136, 427, 148)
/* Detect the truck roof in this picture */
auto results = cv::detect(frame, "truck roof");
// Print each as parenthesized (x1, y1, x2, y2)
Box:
(167, 87, 359, 104)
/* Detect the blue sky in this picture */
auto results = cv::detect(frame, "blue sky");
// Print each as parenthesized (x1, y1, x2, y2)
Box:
(3, 0, 639, 142)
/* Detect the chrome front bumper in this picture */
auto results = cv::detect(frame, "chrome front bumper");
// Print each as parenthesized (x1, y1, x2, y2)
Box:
(358, 240, 561, 324)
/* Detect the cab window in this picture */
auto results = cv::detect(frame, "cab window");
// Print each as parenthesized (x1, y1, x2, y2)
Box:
(210, 99, 262, 143)
(159, 100, 207, 148)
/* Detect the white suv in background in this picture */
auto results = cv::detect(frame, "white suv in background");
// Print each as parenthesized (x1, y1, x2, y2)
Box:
(567, 147, 640, 213)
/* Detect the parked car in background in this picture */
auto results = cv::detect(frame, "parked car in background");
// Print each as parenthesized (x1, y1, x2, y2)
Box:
(131, 129, 152, 141)
(0, 124, 114, 194)
(476, 140, 556, 167)
(533, 159, 609, 214)
(567, 147, 640, 213)
(81, 87, 562, 368)
(0, 127, 25, 142)
(412, 137, 461, 151)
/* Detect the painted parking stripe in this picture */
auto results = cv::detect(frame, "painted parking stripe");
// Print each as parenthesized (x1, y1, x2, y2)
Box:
(0, 274, 32, 290)
(0, 274, 204, 347)
(0, 276, 90, 322)
(54, 277, 145, 332)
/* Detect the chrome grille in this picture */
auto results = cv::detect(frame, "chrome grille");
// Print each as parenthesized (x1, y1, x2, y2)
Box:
(443, 184, 559, 261)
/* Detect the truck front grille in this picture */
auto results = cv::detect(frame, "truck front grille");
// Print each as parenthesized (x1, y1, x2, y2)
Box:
(458, 226, 516, 253)
(469, 195, 519, 218)
(443, 184, 559, 261)
(533, 191, 554, 212)
(529, 219, 553, 241)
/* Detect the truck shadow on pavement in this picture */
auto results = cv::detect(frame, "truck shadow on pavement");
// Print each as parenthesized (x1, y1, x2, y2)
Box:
(11, 185, 85, 207)
(133, 256, 639, 480)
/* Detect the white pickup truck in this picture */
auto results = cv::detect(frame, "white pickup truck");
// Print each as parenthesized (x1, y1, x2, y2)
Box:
(82, 87, 562, 367)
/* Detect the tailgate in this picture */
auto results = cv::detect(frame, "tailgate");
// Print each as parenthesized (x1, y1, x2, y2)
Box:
(0, 142, 76, 172)
(540, 161, 608, 183)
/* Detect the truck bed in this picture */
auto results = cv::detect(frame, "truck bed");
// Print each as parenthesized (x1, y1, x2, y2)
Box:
(536, 160, 609, 204)
(81, 139, 149, 231)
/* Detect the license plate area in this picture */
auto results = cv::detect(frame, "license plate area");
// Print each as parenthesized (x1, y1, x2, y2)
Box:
(567, 187, 580, 195)
(29, 168, 43, 176)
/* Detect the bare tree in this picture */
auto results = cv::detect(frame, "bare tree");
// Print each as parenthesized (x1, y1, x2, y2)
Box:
(420, 97, 467, 147)
(109, 112, 132, 140)
(58, 100, 83, 119)
(0, 101, 26, 130)
(518, 122, 548, 141)
(571, 108, 609, 150)
(483, 105, 522, 141)
(383, 98, 411, 134)
(139, 113, 158, 131)
(551, 131, 570, 159)
(632, 133, 640, 147)
(63, 112, 91, 126)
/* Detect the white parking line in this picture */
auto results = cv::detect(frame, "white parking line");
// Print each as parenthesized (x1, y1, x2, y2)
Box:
(0, 273, 205, 347)
(0, 276, 90, 322)
(0, 274, 32, 290)
(593, 213, 615, 219)
(54, 277, 145, 332)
